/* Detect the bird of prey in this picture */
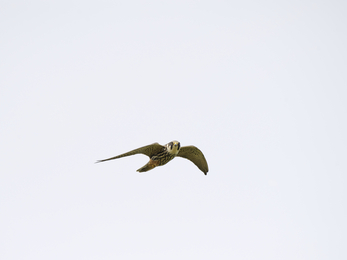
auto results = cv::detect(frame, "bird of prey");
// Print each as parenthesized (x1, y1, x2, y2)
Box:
(96, 141, 209, 175)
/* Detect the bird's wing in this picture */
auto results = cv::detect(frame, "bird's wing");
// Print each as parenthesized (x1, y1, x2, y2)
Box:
(96, 143, 164, 163)
(176, 146, 209, 175)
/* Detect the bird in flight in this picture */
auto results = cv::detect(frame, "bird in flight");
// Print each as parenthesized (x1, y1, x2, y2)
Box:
(96, 141, 208, 175)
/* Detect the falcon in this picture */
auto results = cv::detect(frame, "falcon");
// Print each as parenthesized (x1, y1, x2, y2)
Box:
(96, 141, 208, 175)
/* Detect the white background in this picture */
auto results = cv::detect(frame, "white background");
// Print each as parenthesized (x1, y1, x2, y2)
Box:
(1, 1, 346, 259)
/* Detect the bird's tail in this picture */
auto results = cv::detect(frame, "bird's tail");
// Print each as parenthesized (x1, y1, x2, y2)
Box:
(137, 162, 156, 172)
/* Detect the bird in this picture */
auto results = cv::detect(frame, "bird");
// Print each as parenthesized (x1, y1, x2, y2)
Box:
(96, 141, 209, 175)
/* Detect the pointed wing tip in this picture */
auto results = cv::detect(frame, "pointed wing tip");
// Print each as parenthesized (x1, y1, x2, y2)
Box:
(201, 165, 208, 175)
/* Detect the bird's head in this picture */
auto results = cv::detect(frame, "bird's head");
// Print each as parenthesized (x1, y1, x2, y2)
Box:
(166, 141, 181, 155)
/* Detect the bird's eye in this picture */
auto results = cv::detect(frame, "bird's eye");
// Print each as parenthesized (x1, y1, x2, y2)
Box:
(177, 143, 180, 149)
(169, 142, 173, 149)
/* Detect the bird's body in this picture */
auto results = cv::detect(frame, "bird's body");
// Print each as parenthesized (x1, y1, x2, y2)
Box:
(97, 141, 208, 175)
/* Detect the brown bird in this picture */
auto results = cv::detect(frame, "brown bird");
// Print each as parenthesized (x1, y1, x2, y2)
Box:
(97, 141, 208, 175)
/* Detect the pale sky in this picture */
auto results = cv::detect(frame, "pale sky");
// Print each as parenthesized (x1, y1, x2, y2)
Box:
(1, 1, 346, 259)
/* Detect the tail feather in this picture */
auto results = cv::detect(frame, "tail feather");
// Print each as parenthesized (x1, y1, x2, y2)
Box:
(137, 162, 156, 172)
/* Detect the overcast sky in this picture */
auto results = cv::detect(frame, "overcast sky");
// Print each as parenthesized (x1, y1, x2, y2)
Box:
(1, 1, 346, 259)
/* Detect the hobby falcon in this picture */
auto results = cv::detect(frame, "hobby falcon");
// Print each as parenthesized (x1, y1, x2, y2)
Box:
(96, 141, 209, 175)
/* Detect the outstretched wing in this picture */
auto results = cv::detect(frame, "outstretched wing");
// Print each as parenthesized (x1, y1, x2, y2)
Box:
(96, 142, 164, 163)
(176, 146, 209, 175)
